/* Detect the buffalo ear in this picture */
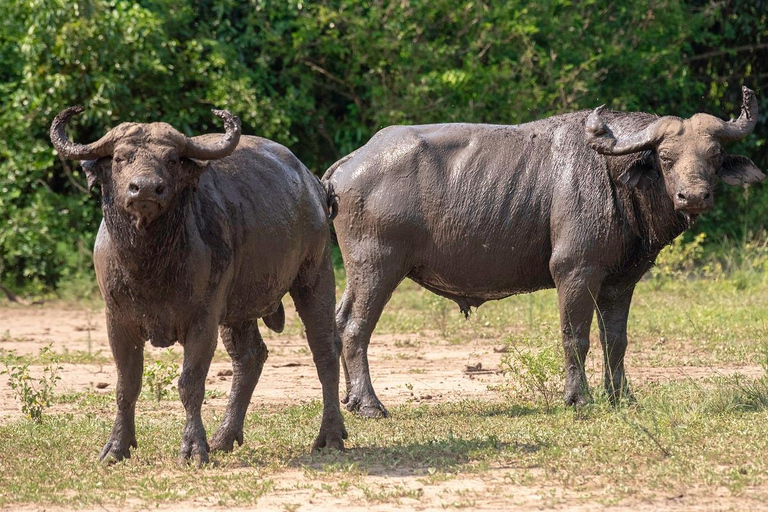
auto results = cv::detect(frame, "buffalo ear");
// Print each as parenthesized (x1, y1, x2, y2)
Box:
(719, 154, 766, 186)
(179, 158, 208, 188)
(80, 158, 110, 190)
(616, 150, 658, 190)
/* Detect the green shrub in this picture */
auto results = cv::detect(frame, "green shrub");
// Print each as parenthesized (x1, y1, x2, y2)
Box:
(1, 0, 766, 292)
(142, 352, 179, 402)
(498, 339, 564, 411)
(1, 345, 62, 422)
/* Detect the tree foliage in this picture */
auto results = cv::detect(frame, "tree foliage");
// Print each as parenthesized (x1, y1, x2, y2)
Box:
(0, 0, 766, 290)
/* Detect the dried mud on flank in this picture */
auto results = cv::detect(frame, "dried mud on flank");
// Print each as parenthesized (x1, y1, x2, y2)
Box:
(2, 304, 768, 511)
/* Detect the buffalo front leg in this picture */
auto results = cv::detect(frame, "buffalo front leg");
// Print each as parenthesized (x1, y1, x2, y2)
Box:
(100, 313, 144, 464)
(336, 248, 405, 418)
(210, 322, 268, 453)
(291, 253, 347, 451)
(552, 266, 604, 407)
(596, 283, 635, 404)
(178, 318, 217, 467)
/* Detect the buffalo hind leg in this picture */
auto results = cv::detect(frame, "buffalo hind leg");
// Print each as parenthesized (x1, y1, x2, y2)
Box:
(335, 296, 353, 405)
(291, 252, 347, 451)
(210, 321, 268, 453)
(99, 313, 144, 464)
(178, 318, 218, 467)
(596, 283, 635, 404)
(552, 265, 604, 407)
(336, 251, 405, 418)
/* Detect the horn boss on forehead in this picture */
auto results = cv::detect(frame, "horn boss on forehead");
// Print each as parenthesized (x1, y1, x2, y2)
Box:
(586, 86, 758, 155)
(50, 107, 242, 162)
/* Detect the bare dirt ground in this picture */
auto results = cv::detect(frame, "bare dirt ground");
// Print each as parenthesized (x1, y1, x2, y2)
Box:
(2, 304, 767, 511)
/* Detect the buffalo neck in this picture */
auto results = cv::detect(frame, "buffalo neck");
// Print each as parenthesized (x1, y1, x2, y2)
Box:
(605, 158, 691, 260)
(638, 187, 690, 252)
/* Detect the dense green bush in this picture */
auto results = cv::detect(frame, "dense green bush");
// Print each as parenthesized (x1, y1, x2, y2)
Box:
(0, 0, 765, 292)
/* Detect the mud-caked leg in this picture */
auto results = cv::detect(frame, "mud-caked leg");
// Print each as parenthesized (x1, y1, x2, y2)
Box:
(335, 243, 406, 418)
(291, 254, 347, 451)
(552, 264, 604, 407)
(210, 322, 268, 453)
(596, 283, 635, 403)
(335, 289, 353, 403)
(100, 313, 144, 463)
(178, 318, 217, 467)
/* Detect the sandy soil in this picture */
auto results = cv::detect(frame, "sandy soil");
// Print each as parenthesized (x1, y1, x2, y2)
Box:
(2, 304, 766, 511)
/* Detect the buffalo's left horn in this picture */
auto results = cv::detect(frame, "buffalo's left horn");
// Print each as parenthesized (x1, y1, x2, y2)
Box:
(711, 86, 758, 143)
(50, 106, 118, 160)
(585, 105, 666, 156)
(181, 109, 241, 160)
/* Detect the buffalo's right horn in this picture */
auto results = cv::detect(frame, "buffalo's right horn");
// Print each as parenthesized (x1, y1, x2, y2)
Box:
(585, 105, 666, 156)
(180, 109, 241, 160)
(50, 106, 117, 160)
(710, 86, 758, 143)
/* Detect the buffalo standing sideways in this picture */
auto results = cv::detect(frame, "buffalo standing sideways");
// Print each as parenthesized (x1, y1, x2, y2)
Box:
(324, 86, 764, 418)
(51, 107, 347, 465)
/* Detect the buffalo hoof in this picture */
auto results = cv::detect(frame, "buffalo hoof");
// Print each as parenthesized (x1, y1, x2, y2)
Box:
(312, 425, 348, 452)
(209, 426, 244, 453)
(358, 404, 389, 419)
(178, 436, 210, 468)
(345, 394, 389, 419)
(564, 389, 592, 408)
(99, 437, 137, 465)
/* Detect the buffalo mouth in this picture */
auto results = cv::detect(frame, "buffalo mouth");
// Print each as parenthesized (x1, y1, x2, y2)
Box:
(126, 199, 163, 230)
(674, 204, 712, 216)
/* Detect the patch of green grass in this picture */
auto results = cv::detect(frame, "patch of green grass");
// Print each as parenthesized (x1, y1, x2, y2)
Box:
(4, 249, 768, 508)
(4, 372, 768, 507)
(0, 348, 112, 366)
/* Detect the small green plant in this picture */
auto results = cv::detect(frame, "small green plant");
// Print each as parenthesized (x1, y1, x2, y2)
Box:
(1, 345, 62, 422)
(142, 351, 179, 402)
(426, 293, 453, 339)
(651, 232, 710, 282)
(498, 339, 564, 411)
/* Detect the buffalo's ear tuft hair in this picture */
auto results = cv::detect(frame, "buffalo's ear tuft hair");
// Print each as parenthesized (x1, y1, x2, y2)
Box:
(616, 150, 658, 190)
(179, 158, 208, 189)
(81, 159, 108, 190)
(719, 154, 766, 186)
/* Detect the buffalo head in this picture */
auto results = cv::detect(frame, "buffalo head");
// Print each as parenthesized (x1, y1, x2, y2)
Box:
(586, 86, 764, 215)
(51, 107, 241, 229)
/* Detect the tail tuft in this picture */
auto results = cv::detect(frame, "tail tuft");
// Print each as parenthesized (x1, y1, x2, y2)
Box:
(325, 181, 339, 221)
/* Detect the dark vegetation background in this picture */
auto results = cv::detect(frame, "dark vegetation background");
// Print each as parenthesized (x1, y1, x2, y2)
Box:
(0, 0, 766, 293)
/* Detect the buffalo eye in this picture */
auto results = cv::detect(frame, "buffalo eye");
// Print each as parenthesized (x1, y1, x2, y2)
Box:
(165, 154, 179, 166)
(658, 151, 673, 165)
(707, 146, 725, 162)
(113, 155, 126, 165)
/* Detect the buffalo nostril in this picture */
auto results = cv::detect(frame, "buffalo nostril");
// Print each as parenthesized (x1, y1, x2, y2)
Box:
(155, 185, 165, 196)
(704, 192, 711, 200)
(677, 192, 686, 201)
(128, 183, 139, 193)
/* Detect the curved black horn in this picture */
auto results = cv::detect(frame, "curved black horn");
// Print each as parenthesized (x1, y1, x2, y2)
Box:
(585, 105, 666, 156)
(181, 109, 241, 160)
(711, 86, 758, 143)
(50, 106, 116, 160)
